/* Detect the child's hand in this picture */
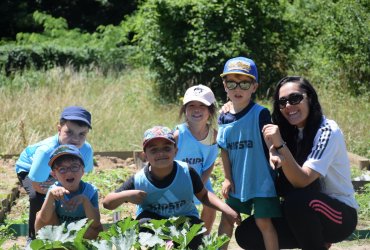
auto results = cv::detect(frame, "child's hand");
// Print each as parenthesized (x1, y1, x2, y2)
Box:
(62, 195, 86, 212)
(49, 186, 70, 201)
(224, 208, 241, 226)
(219, 101, 233, 113)
(126, 190, 147, 204)
(222, 179, 234, 199)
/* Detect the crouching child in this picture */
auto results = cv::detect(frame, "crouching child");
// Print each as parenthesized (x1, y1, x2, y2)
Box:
(35, 144, 103, 239)
(103, 126, 241, 249)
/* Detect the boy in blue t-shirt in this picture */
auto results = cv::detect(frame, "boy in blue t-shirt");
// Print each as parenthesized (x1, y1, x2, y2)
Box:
(15, 106, 94, 240)
(103, 126, 241, 249)
(35, 144, 102, 240)
(217, 57, 281, 250)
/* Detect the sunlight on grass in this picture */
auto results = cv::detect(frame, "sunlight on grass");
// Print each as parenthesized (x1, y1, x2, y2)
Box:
(0, 67, 179, 154)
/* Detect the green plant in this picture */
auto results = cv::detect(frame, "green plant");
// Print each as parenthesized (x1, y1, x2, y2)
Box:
(356, 183, 370, 222)
(129, 0, 293, 102)
(28, 217, 229, 249)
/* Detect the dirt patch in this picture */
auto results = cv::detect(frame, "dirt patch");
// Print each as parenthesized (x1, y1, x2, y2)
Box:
(1, 155, 370, 249)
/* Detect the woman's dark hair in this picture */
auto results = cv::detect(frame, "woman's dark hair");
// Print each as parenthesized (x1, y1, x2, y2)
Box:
(272, 76, 323, 195)
(178, 103, 216, 125)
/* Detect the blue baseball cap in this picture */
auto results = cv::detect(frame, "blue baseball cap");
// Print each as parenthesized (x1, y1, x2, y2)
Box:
(48, 144, 84, 168)
(220, 57, 258, 82)
(143, 126, 176, 150)
(60, 106, 92, 129)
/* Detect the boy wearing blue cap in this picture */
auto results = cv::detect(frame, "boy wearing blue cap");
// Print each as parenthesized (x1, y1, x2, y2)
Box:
(217, 57, 280, 250)
(15, 106, 94, 240)
(35, 144, 102, 239)
(103, 126, 241, 250)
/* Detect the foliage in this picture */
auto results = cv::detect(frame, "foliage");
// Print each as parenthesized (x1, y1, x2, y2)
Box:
(0, 11, 131, 75)
(0, 224, 16, 248)
(356, 183, 370, 221)
(0, 0, 139, 38)
(27, 217, 229, 249)
(83, 168, 132, 197)
(283, 0, 370, 95)
(129, 0, 294, 101)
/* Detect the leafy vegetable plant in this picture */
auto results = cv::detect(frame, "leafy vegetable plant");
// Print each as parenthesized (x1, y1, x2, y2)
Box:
(27, 216, 230, 249)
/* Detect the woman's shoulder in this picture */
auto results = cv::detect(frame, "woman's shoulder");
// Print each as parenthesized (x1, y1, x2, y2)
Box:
(318, 117, 342, 134)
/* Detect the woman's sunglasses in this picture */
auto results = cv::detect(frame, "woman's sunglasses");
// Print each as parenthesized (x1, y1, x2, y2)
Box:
(225, 80, 254, 90)
(278, 93, 306, 109)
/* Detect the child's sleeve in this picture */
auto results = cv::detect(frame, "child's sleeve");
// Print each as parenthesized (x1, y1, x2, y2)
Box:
(189, 167, 204, 194)
(115, 175, 135, 192)
(28, 146, 52, 182)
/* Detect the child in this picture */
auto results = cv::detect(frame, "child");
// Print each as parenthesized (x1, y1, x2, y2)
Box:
(15, 106, 94, 240)
(35, 144, 102, 239)
(217, 57, 280, 250)
(174, 84, 218, 234)
(103, 126, 241, 250)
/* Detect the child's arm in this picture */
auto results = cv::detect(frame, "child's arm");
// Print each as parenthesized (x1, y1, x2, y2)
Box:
(220, 148, 234, 198)
(195, 188, 241, 226)
(103, 190, 147, 210)
(35, 186, 68, 231)
(201, 163, 214, 184)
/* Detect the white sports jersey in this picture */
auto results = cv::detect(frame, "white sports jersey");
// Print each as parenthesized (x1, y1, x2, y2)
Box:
(304, 117, 358, 210)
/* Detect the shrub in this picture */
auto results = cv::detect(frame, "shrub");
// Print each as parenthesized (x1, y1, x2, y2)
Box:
(130, 0, 294, 102)
(284, 0, 370, 95)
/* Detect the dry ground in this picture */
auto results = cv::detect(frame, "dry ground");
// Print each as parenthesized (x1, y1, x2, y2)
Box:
(1, 156, 369, 249)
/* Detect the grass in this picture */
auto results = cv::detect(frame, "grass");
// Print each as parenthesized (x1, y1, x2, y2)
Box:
(0, 67, 179, 154)
(0, 66, 368, 159)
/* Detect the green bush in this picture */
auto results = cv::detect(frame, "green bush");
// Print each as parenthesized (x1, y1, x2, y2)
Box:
(0, 11, 130, 75)
(284, 0, 370, 95)
(130, 0, 294, 101)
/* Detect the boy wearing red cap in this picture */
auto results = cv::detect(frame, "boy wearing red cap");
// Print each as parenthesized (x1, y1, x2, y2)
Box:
(103, 126, 241, 250)
(15, 106, 94, 240)
(35, 144, 102, 239)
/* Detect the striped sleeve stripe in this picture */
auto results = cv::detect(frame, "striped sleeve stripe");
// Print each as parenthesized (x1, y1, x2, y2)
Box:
(309, 123, 332, 160)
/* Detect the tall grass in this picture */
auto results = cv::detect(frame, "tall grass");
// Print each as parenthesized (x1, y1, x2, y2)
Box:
(0, 67, 369, 158)
(0, 67, 179, 154)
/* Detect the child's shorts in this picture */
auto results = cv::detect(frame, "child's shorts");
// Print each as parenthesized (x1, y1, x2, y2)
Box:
(226, 196, 281, 218)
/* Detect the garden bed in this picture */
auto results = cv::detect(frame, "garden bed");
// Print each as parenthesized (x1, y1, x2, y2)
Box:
(1, 153, 369, 249)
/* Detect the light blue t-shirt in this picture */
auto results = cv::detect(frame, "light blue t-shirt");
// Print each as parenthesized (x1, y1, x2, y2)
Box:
(217, 104, 276, 202)
(49, 181, 99, 224)
(135, 160, 199, 218)
(15, 134, 94, 182)
(175, 123, 218, 203)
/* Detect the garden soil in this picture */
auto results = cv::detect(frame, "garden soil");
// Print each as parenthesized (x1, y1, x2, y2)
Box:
(1, 156, 369, 249)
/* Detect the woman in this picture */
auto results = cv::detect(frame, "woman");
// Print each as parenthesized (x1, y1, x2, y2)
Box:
(235, 76, 358, 250)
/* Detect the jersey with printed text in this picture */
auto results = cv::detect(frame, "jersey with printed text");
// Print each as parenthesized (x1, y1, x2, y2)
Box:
(134, 160, 199, 218)
(217, 104, 276, 201)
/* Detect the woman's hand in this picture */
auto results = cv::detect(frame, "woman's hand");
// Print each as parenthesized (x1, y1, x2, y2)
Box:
(262, 124, 284, 148)
(269, 145, 283, 169)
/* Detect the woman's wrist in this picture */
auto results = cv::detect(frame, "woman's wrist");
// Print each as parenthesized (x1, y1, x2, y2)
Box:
(274, 141, 286, 151)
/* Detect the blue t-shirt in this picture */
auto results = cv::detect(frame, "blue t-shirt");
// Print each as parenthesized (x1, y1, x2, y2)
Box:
(217, 103, 276, 202)
(15, 134, 94, 182)
(49, 181, 99, 224)
(134, 160, 199, 218)
(175, 123, 218, 203)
